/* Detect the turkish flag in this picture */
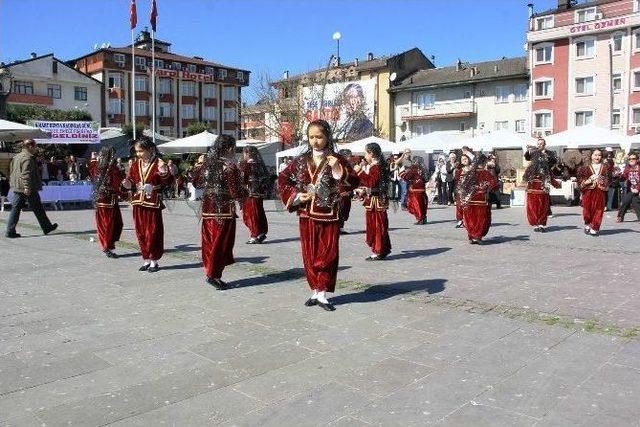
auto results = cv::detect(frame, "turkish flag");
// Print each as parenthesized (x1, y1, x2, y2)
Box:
(150, 0, 158, 32)
(130, 0, 137, 30)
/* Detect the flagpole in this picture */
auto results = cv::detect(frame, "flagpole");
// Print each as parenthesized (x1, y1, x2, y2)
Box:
(151, 29, 156, 144)
(131, 29, 137, 140)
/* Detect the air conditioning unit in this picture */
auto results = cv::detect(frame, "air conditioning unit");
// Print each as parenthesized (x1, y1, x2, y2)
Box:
(595, 12, 603, 20)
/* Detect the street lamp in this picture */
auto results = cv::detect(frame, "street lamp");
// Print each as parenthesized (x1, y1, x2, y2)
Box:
(332, 31, 341, 66)
(0, 67, 13, 120)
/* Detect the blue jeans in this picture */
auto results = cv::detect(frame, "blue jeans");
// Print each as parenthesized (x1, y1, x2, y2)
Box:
(399, 180, 408, 206)
(607, 186, 618, 210)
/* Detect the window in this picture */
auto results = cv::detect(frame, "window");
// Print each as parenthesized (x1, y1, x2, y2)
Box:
(172, 61, 182, 70)
(187, 64, 197, 73)
(534, 112, 552, 129)
(575, 38, 595, 58)
(612, 109, 621, 128)
(635, 0, 640, 12)
(218, 69, 228, 79)
(203, 84, 216, 98)
(612, 74, 622, 92)
(612, 33, 623, 53)
(575, 110, 594, 126)
(47, 84, 61, 99)
(463, 90, 471, 99)
(515, 119, 526, 133)
(575, 76, 594, 95)
(535, 16, 553, 30)
(158, 78, 171, 94)
(205, 66, 214, 75)
(634, 71, 640, 90)
(575, 7, 596, 23)
(114, 53, 125, 66)
(109, 99, 123, 114)
(135, 56, 147, 69)
(494, 121, 509, 130)
(74, 86, 87, 101)
(237, 71, 244, 82)
(223, 86, 237, 101)
(154, 59, 164, 69)
(13, 80, 33, 94)
(134, 75, 148, 92)
(459, 122, 466, 132)
(108, 73, 123, 89)
(495, 86, 510, 103)
(203, 106, 217, 120)
(159, 102, 171, 117)
(412, 124, 431, 137)
(181, 81, 196, 96)
(534, 79, 553, 98)
(633, 107, 640, 124)
(135, 100, 149, 116)
(181, 104, 195, 119)
(635, 31, 640, 51)
(413, 92, 435, 109)
(514, 83, 528, 102)
(534, 44, 553, 64)
(223, 108, 236, 121)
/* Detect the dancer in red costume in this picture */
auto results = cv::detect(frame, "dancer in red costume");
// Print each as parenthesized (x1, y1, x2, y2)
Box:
(355, 142, 392, 260)
(239, 146, 270, 244)
(577, 148, 610, 236)
(89, 147, 124, 258)
(453, 153, 471, 228)
(193, 135, 247, 289)
(400, 155, 428, 225)
(278, 120, 359, 311)
(337, 149, 355, 234)
(523, 146, 561, 232)
(122, 138, 171, 272)
(458, 154, 499, 244)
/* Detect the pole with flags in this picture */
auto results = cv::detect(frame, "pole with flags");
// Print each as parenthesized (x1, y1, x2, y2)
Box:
(130, 0, 137, 140)
(150, 0, 158, 144)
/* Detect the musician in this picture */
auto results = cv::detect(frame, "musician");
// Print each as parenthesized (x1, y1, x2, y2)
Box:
(577, 148, 610, 236)
(400, 156, 428, 224)
(524, 145, 561, 232)
(458, 154, 499, 244)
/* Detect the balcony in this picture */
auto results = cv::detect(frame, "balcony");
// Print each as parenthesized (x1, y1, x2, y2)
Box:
(7, 92, 53, 106)
(159, 117, 174, 127)
(402, 100, 475, 121)
(107, 113, 125, 124)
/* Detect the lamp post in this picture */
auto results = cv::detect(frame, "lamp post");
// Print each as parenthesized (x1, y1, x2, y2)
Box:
(0, 67, 13, 120)
(332, 31, 341, 66)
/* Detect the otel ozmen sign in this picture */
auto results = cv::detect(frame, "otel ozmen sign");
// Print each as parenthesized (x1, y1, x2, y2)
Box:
(570, 17, 626, 34)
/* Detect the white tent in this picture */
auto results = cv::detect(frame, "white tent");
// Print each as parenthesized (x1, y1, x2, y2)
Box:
(623, 133, 640, 153)
(337, 136, 397, 154)
(545, 126, 628, 149)
(235, 140, 280, 167)
(0, 119, 51, 142)
(400, 131, 467, 153)
(157, 131, 218, 154)
(455, 130, 536, 152)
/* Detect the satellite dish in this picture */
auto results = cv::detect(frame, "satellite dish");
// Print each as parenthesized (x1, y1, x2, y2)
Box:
(389, 72, 397, 82)
(93, 43, 99, 50)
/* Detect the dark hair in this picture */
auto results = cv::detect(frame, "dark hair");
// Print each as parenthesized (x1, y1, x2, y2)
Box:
(307, 119, 333, 142)
(23, 139, 36, 147)
(201, 134, 240, 215)
(133, 136, 159, 158)
(365, 142, 391, 202)
(92, 147, 116, 203)
(242, 145, 271, 194)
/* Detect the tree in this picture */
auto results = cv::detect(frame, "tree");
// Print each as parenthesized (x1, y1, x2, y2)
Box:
(121, 122, 146, 139)
(7, 104, 92, 123)
(186, 121, 212, 136)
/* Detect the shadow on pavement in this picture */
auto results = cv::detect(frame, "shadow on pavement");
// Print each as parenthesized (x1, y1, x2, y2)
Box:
(161, 262, 202, 271)
(235, 256, 269, 264)
(545, 225, 580, 232)
(261, 236, 300, 244)
(332, 278, 446, 306)
(230, 267, 306, 288)
(385, 247, 451, 261)
(599, 228, 640, 236)
(482, 235, 530, 245)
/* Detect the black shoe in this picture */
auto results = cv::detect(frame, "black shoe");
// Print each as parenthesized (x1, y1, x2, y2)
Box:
(365, 255, 380, 261)
(317, 301, 336, 311)
(104, 249, 114, 258)
(304, 298, 318, 307)
(455, 221, 463, 229)
(533, 227, 540, 233)
(583, 227, 590, 235)
(147, 265, 160, 273)
(5, 232, 21, 238)
(539, 227, 546, 233)
(257, 234, 267, 243)
(139, 264, 150, 271)
(206, 277, 226, 290)
(43, 223, 58, 235)
(422, 218, 428, 225)
(414, 221, 422, 225)
(246, 238, 258, 244)
(469, 239, 480, 245)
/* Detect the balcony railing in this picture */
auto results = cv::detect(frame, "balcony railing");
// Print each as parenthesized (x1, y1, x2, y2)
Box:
(402, 99, 475, 120)
(7, 92, 54, 106)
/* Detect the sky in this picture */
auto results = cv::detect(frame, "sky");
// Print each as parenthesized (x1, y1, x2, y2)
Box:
(1, 0, 559, 103)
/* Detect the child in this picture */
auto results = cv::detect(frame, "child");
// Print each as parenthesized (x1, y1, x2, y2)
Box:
(240, 146, 270, 244)
(578, 148, 610, 236)
(524, 147, 560, 232)
(400, 156, 428, 225)
(458, 154, 499, 244)
(278, 120, 359, 311)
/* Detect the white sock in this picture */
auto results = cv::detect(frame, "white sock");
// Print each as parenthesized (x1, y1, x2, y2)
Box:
(589, 229, 598, 235)
(143, 259, 150, 266)
(310, 291, 318, 300)
(316, 291, 329, 304)
(149, 260, 157, 267)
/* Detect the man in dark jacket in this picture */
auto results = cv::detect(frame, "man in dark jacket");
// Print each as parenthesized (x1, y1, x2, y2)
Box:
(5, 139, 58, 238)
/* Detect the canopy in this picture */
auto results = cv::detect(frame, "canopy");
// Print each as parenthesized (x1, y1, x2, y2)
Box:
(337, 136, 397, 154)
(275, 144, 307, 159)
(0, 119, 51, 142)
(400, 131, 467, 153)
(157, 131, 218, 154)
(623, 133, 640, 153)
(455, 130, 536, 152)
(545, 126, 627, 149)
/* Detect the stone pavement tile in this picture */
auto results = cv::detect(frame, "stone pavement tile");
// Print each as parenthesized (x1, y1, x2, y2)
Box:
(403, 307, 480, 336)
(220, 382, 371, 427)
(107, 387, 263, 427)
(36, 363, 238, 426)
(611, 339, 640, 370)
(535, 363, 640, 427)
(338, 357, 435, 398)
(0, 352, 112, 395)
(476, 333, 621, 419)
(325, 416, 373, 426)
(455, 325, 574, 382)
(363, 326, 438, 356)
(437, 403, 538, 426)
(189, 324, 288, 360)
(244, 307, 312, 328)
(354, 367, 494, 426)
(0, 413, 44, 427)
(0, 350, 211, 422)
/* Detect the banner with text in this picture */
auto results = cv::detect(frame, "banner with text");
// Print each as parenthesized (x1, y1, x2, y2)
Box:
(27, 121, 101, 144)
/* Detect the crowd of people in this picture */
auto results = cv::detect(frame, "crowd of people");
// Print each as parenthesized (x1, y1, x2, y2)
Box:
(3, 123, 639, 311)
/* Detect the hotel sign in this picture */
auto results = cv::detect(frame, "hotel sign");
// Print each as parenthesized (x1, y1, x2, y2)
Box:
(150, 68, 216, 82)
(570, 17, 626, 34)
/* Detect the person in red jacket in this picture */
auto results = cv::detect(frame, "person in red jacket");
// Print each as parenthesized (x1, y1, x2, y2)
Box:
(523, 147, 561, 232)
(337, 149, 355, 234)
(89, 147, 124, 258)
(578, 148, 610, 236)
(278, 120, 359, 311)
(193, 135, 247, 289)
(458, 154, 499, 244)
(239, 146, 270, 244)
(616, 152, 640, 222)
(400, 156, 428, 224)
(121, 137, 172, 272)
(355, 142, 392, 260)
